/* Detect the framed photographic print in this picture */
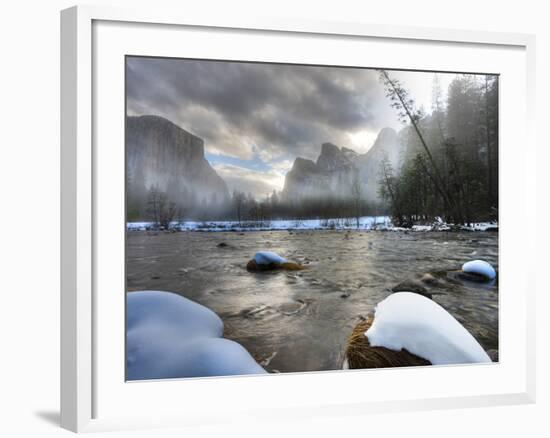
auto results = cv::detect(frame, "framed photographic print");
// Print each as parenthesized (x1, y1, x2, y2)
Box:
(61, 5, 536, 433)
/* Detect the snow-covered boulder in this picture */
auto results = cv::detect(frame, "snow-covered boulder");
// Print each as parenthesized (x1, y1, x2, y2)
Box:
(254, 251, 287, 265)
(461, 260, 497, 281)
(246, 251, 304, 272)
(345, 317, 431, 369)
(127, 291, 266, 380)
(365, 292, 491, 365)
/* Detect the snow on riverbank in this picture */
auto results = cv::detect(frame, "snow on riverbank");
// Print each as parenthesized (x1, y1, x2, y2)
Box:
(127, 216, 392, 231)
(127, 291, 266, 380)
(127, 216, 498, 232)
(365, 292, 491, 365)
(460, 222, 499, 232)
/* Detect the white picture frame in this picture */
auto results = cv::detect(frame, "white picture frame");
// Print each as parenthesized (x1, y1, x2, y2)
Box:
(60, 4, 537, 433)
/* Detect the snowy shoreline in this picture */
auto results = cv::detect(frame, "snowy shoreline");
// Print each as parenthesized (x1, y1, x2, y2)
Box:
(127, 216, 498, 233)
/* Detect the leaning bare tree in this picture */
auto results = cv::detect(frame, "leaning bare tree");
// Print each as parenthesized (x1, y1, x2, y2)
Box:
(378, 70, 464, 224)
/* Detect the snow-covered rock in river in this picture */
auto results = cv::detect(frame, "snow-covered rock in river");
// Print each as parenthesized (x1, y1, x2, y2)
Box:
(126, 291, 266, 380)
(461, 260, 497, 281)
(365, 292, 491, 365)
(247, 251, 304, 272)
(345, 316, 431, 369)
(254, 251, 287, 265)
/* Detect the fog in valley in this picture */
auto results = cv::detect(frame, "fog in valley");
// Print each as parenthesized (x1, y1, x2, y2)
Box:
(126, 58, 498, 229)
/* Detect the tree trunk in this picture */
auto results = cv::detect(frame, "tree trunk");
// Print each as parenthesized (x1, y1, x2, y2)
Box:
(381, 71, 464, 223)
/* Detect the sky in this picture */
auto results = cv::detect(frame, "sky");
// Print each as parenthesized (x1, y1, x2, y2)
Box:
(126, 57, 457, 199)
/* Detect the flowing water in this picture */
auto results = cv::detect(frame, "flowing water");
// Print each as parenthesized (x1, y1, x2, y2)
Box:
(126, 230, 499, 373)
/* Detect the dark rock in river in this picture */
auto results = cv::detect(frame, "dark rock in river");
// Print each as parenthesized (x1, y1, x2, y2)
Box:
(420, 273, 439, 286)
(457, 271, 492, 283)
(486, 349, 499, 362)
(391, 279, 432, 299)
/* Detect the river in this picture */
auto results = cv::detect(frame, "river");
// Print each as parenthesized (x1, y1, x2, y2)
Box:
(126, 230, 498, 373)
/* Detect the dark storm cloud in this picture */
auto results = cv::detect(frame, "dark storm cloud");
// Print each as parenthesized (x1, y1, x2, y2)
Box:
(126, 57, 395, 161)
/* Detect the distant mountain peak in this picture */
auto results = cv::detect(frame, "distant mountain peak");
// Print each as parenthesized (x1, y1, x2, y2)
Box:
(341, 146, 358, 155)
(320, 142, 341, 156)
(378, 126, 398, 136)
(291, 157, 318, 173)
(282, 127, 403, 203)
(317, 142, 357, 173)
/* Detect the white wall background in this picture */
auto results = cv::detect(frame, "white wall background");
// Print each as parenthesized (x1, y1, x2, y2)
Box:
(0, 0, 547, 437)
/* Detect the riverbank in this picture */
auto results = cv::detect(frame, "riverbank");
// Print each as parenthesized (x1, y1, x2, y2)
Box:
(127, 216, 498, 232)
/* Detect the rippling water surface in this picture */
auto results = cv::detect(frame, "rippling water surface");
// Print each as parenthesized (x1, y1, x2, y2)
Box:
(126, 230, 498, 373)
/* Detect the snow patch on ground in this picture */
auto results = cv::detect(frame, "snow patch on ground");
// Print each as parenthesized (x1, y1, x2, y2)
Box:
(127, 217, 498, 233)
(460, 222, 499, 232)
(411, 225, 432, 232)
(127, 216, 392, 232)
(365, 292, 491, 365)
(127, 291, 266, 380)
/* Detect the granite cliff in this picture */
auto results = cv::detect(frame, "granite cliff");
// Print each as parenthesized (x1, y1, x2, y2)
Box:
(126, 115, 229, 219)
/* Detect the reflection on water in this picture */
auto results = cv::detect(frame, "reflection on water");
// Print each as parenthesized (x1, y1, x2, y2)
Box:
(126, 230, 498, 373)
